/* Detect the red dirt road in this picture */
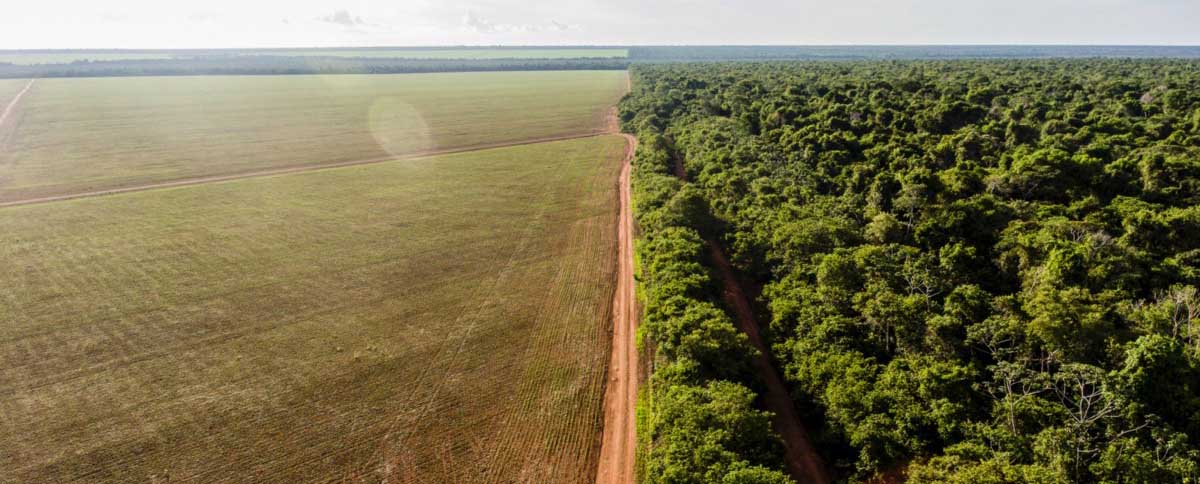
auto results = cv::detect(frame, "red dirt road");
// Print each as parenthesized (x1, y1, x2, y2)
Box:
(676, 147, 830, 483)
(595, 70, 639, 484)
(594, 130, 639, 484)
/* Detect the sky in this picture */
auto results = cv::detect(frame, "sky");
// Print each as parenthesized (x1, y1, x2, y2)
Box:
(1, 0, 1199, 49)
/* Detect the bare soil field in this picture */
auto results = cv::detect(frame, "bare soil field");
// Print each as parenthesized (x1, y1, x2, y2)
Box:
(0, 136, 625, 483)
(0, 71, 626, 202)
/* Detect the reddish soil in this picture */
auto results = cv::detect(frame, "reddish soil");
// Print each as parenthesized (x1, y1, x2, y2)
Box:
(596, 71, 639, 484)
(675, 146, 831, 483)
(595, 131, 639, 484)
(708, 245, 832, 484)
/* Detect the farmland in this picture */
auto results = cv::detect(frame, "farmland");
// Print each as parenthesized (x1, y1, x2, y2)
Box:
(0, 48, 628, 65)
(0, 52, 179, 65)
(0, 70, 627, 202)
(0, 135, 626, 482)
(0, 79, 29, 101)
(265, 48, 629, 60)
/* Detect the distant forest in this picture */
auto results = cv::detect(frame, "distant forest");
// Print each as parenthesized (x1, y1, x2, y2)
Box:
(0, 57, 630, 78)
(621, 59, 1200, 483)
(3, 46, 1200, 78)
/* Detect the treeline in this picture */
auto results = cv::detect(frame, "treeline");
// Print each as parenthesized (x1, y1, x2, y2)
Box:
(621, 59, 1200, 482)
(0, 57, 629, 79)
(621, 96, 795, 483)
(627, 46, 1200, 62)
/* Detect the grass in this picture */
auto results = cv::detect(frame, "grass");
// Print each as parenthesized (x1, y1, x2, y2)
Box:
(0, 70, 627, 202)
(0, 135, 626, 482)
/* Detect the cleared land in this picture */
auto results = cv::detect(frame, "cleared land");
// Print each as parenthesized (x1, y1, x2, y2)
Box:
(0, 52, 178, 65)
(0, 48, 628, 65)
(0, 79, 30, 102)
(0, 135, 626, 483)
(0, 70, 626, 202)
(265, 48, 629, 59)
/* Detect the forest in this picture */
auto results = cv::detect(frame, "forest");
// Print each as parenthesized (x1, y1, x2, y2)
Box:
(0, 56, 629, 78)
(619, 59, 1200, 483)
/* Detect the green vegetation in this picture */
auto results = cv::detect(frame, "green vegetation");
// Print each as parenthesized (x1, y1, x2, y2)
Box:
(0, 52, 178, 65)
(625, 101, 794, 483)
(627, 46, 1200, 62)
(0, 70, 626, 202)
(621, 60, 1200, 482)
(0, 135, 626, 482)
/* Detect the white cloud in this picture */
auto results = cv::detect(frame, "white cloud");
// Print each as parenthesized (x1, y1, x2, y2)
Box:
(1, 0, 1198, 48)
(462, 10, 581, 35)
(462, 10, 496, 33)
(319, 9, 365, 27)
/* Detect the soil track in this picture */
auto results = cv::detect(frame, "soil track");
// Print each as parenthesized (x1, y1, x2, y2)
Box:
(595, 72, 638, 484)
(0, 131, 610, 208)
(674, 151, 831, 483)
(0, 79, 35, 151)
(708, 245, 832, 483)
(0, 79, 34, 127)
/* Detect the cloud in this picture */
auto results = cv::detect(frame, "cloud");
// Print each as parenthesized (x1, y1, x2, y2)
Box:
(463, 10, 496, 33)
(463, 11, 579, 34)
(320, 10, 365, 27)
(187, 12, 220, 23)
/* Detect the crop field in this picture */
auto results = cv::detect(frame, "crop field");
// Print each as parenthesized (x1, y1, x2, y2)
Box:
(264, 48, 629, 59)
(0, 70, 627, 202)
(0, 52, 178, 65)
(0, 48, 628, 65)
(0, 79, 28, 100)
(0, 135, 625, 482)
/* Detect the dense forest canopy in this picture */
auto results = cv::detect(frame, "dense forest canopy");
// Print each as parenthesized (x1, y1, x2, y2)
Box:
(620, 59, 1200, 483)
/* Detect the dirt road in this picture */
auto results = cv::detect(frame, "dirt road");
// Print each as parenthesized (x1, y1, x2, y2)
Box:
(0, 79, 34, 127)
(673, 144, 830, 482)
(708, 245, 832, 483)
(595, 70, 639, 484)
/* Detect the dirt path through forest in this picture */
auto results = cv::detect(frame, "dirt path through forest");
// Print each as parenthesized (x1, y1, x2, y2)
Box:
(707, 245, 832, 483)
(674, 151, 830, 483)
(595, 71, 638, 484)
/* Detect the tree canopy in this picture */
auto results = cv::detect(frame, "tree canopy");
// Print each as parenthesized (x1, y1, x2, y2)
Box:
(621, 59, 1200, 483)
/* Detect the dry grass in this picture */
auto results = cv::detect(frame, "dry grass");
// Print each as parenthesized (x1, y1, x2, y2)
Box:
(0, 135, 625, 483)
(0, 71, 627, 202)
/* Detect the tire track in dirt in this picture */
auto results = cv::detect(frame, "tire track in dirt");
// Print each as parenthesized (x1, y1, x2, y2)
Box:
(595, 71, 638, 484)
(0, 79, 35, 152)
(0, 79, 34, 127)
